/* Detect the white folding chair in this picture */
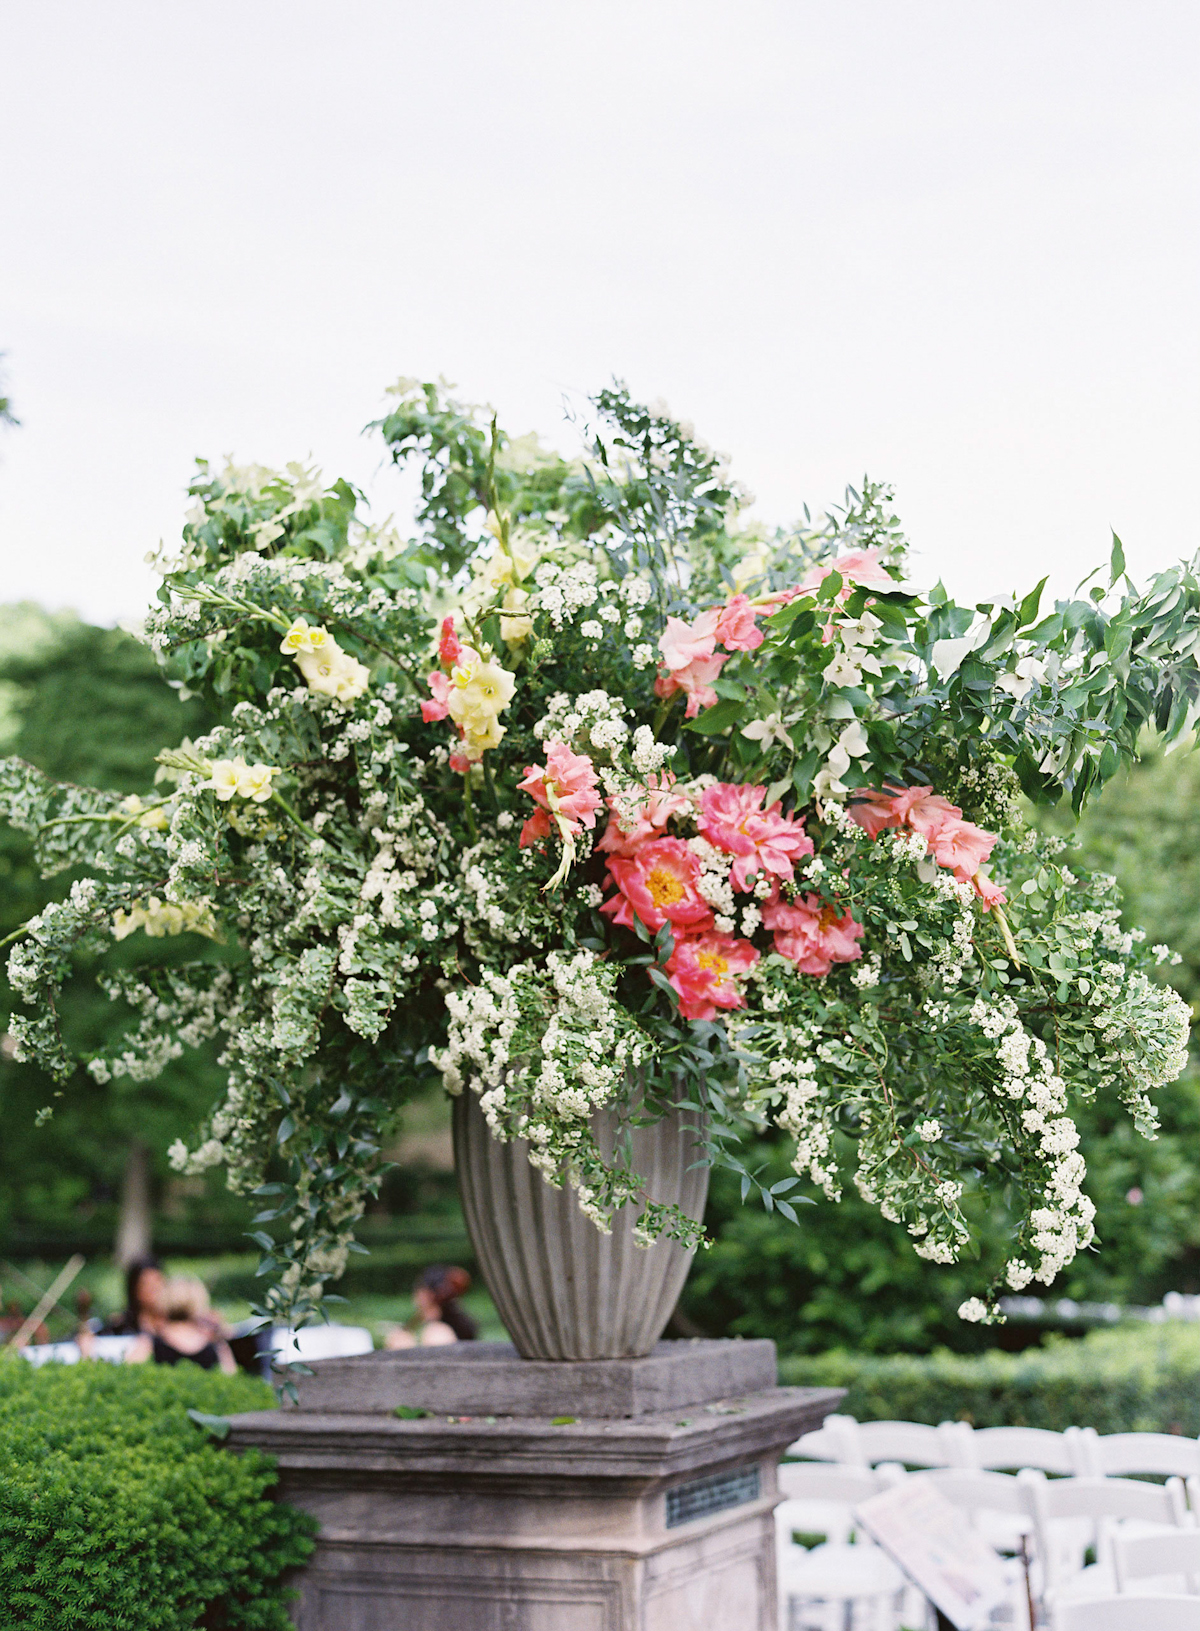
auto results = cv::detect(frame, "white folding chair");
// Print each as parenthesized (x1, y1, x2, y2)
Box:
(849, 1417, 963, 1468)
(1113, 1526, 1200, 1595)
(1020, 1469, 1189, 1609)
(775, 1463, 907, 1631)
(1054, 1598, 1200, 1631)
(787, 1413, 962, 1471)
(1077, 1428, 1200, 1481)
(787, 1413, 863, 1466)
(960, 1424, 1089, 1475)
(270, 1324, 374, 1361)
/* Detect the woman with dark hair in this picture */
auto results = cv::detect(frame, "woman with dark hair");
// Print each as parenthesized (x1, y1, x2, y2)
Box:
(385, 1264, 478, 1348)
(108, 1255, 167, 1335)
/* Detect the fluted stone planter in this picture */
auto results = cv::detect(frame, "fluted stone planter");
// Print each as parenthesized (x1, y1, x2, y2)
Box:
(452, 1085, 709, 1360)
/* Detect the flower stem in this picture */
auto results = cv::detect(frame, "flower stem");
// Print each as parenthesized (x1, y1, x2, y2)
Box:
(462, 771, 477, 845)
(269, 790, 321, 844)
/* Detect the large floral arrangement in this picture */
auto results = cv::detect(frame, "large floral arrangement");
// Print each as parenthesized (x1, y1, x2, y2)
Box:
(2, 381, 1197, 1329)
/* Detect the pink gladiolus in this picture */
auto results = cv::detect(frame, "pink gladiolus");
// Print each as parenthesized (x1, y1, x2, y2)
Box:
(714, 593, 765, 652)
(421, 670, 452, 722)
(698, 783, 814, 892)
(903, 791, 963, 841)
(518, 741, 603, 838)
(597, 777, 691, 858)
(762, 888, 864, 975)
(601, 837, 714, 935)
(794, 547, 896, 598)
(519, 807, 553, 848)
(654, 652, 728, 719)
(849, 784, 1001, 887)
(659, 609, 720, 672)
(665, 930, 759, 1020)
(972, 870, 1008, 908)
(930, 818, 997, 881)
(438, 616, 462, 668)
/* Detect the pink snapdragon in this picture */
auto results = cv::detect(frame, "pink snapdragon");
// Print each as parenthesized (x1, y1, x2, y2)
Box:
(438, 616, 463, 667)
(517, 740, 603, 848)
(665, 930, 759, 1020)
(421, 670, 452, 722)
(698, 783, 815, 892)
(761, 888, 864, 975)
(601, 837, 714, 935)
(597, 775, 692, 858)
(654, 653, 728, 719)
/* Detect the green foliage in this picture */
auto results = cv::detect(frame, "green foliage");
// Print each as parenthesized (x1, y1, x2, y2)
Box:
(779, 1320, 1200, 1435)
(0, 612, 252, 1253)
(0, 1358, 315, 1628)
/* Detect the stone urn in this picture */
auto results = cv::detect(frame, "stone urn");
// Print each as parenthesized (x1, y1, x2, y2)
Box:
(452, 1086, 709, 1360)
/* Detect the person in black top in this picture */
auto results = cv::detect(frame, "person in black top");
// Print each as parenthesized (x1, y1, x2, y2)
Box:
(384, 1264, 478, 1348)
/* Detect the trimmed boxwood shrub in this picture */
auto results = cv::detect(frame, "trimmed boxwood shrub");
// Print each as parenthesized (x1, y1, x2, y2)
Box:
(0, 1356, 316, 1629)
(779, 1321, 1200, 1436)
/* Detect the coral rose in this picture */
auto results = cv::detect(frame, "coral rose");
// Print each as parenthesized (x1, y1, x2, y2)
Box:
(698, 783, 814, 892)
(665, 930, 759, 1020)
(601, 837, 714, 935)
(714, 593, 765, 652)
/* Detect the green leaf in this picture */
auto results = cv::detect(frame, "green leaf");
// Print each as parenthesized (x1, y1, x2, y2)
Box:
(393, 1405, 431, 1419)
(685, 697, 743, 735)
(551, 1415, 578, 1426)
(1109, 531, 1126, 587)
(185, 1409, 230, 1440)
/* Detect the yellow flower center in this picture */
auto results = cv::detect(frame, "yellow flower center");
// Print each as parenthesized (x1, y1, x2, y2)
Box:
(645, 867, 686, 908)
(696, 951, 729, 977)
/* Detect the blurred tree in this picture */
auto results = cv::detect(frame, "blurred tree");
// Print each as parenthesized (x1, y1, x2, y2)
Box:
(0, 609, 254, 1259)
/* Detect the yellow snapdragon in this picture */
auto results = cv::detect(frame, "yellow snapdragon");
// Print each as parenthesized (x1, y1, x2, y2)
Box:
(118, 794, 170, 831)
(113, 896, 219, 941)
(280, 618, 371, 701)
(209, 757, 278, 803)
(447, 646, 516, 759)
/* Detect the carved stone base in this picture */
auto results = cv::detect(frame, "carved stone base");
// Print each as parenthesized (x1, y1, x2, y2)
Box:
(227, 1340, 841, 1631)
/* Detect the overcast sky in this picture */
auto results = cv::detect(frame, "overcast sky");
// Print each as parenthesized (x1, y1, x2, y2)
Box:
(1, 2, 1197, 624)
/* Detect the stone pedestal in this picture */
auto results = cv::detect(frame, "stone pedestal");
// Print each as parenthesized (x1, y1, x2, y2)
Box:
(227, 1340, 841, 1631)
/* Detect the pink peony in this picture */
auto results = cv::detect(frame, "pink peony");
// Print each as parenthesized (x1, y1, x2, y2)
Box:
(654, 652, 728, 719)
(517, 741, 603, 838)
(448, 750, 471, 775)
(597, 776, 691, 858)
(762, 887, 864, 975)
(601, 837, 715, 935)
(665, 930, 759, 1020)
(714, 593, 765, 652)
(438, 616, 462, 668)
(421, 670, 452, 722)
(659, 609, 720, 672)
(698, 783, 815, 892)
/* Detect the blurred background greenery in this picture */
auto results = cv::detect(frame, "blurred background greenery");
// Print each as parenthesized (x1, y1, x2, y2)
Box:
(1, 603, 1197, 1353)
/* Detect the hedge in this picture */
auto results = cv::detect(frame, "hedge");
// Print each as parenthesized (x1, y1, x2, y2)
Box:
(779, 1321, 1200, 1436)
(0, 1357, 316, 1629)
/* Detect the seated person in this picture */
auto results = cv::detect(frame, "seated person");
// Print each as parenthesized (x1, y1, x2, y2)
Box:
(385, 1264, 478, 1348)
